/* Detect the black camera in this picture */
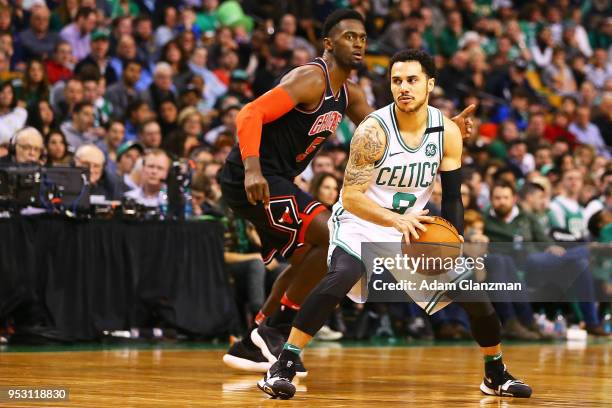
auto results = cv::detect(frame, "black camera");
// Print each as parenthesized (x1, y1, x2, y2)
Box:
(0, 164, 90, 214)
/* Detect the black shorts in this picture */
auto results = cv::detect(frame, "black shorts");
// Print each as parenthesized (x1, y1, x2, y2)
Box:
(220, 163, 327, 264)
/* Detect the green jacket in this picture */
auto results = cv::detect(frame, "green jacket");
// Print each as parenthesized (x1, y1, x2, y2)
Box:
(484, 207, 551, 243)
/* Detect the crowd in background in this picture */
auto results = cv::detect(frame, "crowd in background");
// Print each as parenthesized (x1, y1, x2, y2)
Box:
(0, 0, 610, 342)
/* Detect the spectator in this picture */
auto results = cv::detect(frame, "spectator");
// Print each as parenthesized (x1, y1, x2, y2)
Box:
(0, 82, 27, 145)
(585, 48, 611, 91)
(60, 7, 97, 61)
(1, 127, 44, 164)
(549, 169, 589, 240)
(312, 152, 335, 176)
(26, 100, 57, 138)
(104, 59, 142, 120)
(115, 140, 144, 189)
(138, 119, 162, 149)
(22, 59, 51, 107)
(251, 47, 291, 97)
(485, 180, 604, 336)
(97, 120, 125, 174)
(110, 34, 153, 91)
(224, 69, 251, 104)
(140, 62, 176, 113)
(44, 41, 74, 85)
(507, 140, 535, 177)
(190, 170, 222, 217)
(53, 78, 84, 124)
(160, 39, 191, 91)
(543, 47, 577, 96)
(74, 144, 124, 201)
(60, 101, 97, 149)
(309, 172, 339, 209)
(50, 0, 80, 31)
(188, 46, 227, 107)
(525, 113, 547, 152)
(438, 10, 464, 58)
(75, 28, 118, 85)
(533, 144, 554, 174)
(543, 111, 577, 148)
(44, 130, 72, 166)
(158, 98, 179, 136)
(133, 15, 157, 65)
(568, 106, 610, 158)
(80, 72, 111, 132)
(204, 104, 239, 146)
(124, 148, 171, 207)
(530, 26, 554, 69)
(124, 100, 153, 141)
(18, 5, 60, 61)
(154, 6, 179, 48)
(221, 199, 266, 333)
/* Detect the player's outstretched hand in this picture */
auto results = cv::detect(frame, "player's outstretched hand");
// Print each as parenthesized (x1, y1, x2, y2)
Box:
(390, 209, 435, 243)
(244, 158, 270, 208)
(451, 104, 476, 139)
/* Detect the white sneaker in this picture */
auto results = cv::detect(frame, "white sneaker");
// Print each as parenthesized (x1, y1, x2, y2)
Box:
(315, 325, 343, 341)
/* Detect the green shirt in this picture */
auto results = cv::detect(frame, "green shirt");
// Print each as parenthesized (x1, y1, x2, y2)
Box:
(196, 12, 218, 33)
(484, 207, 551, 244)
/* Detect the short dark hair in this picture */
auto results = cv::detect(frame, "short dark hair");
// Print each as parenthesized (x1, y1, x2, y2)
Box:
(322, 9, 364, 37)
(491, 180, 516, 196)
(126, 100, 148, 117)
(76, 6, 95, 20)
(73, 101, 93, 113)
(124, 59, 142, 70)
(518, 182, 545, 199)
(389, 49, 437, 79)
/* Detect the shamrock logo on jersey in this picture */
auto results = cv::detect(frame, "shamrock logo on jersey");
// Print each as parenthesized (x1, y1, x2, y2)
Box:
(425, 143, 437, 157)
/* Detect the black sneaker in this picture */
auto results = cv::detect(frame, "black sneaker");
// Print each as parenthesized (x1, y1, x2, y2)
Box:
(257, 359, 297, 400)
(480, 365, 532, 398)
(222, 330, 271, 373)
(251, 322, 308, 378)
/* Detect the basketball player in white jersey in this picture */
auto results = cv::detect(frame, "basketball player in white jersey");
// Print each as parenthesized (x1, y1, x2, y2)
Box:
(258, 50, 532, 400)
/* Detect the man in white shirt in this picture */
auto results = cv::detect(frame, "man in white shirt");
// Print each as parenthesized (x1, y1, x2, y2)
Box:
(124, 148, 170, 207)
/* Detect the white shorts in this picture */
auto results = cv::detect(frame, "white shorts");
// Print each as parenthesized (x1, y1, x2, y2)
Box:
(328, 202, 470, 314)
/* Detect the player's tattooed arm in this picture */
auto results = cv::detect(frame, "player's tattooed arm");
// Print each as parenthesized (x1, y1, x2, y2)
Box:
(343, 120, 385, 189)
(343, 118, 434, 240)
(341, 119, 397, 227)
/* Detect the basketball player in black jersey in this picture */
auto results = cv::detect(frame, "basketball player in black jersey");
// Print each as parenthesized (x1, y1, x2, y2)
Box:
(220, 9, 475, 376)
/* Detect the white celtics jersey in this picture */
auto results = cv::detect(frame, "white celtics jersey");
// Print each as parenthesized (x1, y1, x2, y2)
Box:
(329, 103, 451, 310)
(330, 103, 445, 258)
(362, 103, 444, 214)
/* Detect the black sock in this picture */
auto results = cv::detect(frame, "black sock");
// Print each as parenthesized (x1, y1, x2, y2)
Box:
(279, 346, 301, 363)
(484, 353, 504, 382)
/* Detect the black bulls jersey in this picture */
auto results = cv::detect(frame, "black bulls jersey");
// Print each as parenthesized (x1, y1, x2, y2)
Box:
(225, 58, 349, 180)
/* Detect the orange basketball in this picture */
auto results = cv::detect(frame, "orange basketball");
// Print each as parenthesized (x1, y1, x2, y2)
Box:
(401, 216, 462, 276)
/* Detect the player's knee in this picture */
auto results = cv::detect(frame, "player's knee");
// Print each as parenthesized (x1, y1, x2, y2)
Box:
(319, 248, 365, 297)
(304, 210, 331, 247)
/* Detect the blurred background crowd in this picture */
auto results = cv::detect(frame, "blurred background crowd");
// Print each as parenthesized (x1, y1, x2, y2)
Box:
(0, 0, 610, 343)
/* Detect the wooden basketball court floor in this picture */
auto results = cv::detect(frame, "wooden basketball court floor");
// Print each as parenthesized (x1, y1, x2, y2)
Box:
(0, 341, 610, 407)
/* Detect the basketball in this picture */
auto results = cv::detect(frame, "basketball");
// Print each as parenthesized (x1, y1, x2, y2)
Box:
(401, 216, 462, 276)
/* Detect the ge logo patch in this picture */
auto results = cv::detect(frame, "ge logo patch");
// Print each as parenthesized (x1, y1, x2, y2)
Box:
(425, 143, 437, 157)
